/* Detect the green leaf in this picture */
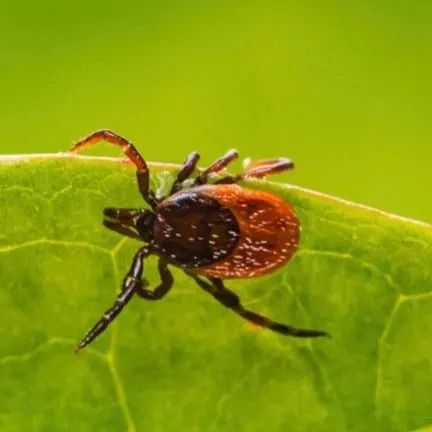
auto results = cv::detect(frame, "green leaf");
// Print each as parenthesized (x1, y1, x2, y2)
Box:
(0, 154, 431, 432)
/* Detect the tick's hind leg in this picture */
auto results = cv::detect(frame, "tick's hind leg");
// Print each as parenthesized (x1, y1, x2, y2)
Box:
(191, 275, 329, 338)
(70, 130, 157, 208)
(216, 158, 294, 184)
(191, 149, 239, 186)
(76, 246, 151, 351)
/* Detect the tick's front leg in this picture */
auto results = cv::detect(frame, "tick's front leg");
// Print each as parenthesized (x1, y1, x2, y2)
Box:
(70, 130, 157, 208)
(76, 246, 151, 351)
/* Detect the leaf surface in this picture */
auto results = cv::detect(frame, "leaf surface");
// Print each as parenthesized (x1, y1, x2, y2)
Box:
(0, 154, 431, 432)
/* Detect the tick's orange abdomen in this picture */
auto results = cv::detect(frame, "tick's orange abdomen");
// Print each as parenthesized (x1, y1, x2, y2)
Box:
(195, 184, 300, 279)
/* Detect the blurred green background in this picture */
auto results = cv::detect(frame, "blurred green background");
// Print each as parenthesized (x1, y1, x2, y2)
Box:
(1, 1, 431, 222)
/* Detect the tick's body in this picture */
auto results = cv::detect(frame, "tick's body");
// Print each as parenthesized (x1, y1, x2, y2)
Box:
(71, 130, 328, 351)
(155, 185, 299, 278)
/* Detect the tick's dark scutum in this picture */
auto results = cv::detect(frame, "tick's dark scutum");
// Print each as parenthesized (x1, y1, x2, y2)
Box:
(153, 190, 240, 268)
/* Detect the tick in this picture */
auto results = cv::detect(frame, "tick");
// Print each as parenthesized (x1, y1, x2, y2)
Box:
(70, 130, 328, 351)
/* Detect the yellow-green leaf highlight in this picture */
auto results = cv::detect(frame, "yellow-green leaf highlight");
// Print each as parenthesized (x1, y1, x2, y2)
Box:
(0, 155, 431, 432)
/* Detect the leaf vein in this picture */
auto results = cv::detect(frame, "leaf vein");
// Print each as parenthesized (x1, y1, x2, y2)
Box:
(0, 239, 110, 254)
(298, 248, 400, 294)
(374, 294, 401, 412)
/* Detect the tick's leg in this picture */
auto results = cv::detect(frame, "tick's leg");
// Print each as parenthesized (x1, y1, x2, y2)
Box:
(76, 246, 151, 351)
(191, 149, 239, 186)
(70, 130, 156, 208)
(170, 151, 200, 194)
(192, 275, 329, 338)
(216, 158, 294, 184)
(135, 260, 173, 300)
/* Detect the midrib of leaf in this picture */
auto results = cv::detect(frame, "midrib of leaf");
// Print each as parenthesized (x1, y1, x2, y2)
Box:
(0, 154, 431, 432)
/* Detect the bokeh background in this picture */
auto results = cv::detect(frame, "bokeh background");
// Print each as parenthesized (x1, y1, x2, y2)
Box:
(1, 1, 431, 222)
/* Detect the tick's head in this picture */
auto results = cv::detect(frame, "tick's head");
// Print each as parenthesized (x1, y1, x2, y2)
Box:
(135, 211, 156, 242)
(103, 208, 155, 243)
